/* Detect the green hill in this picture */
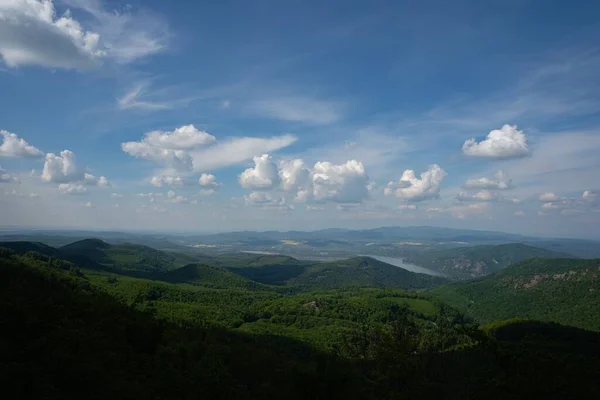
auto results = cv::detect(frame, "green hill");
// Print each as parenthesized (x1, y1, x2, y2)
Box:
(164, 263, 262, 289)
(3, 250, 600, 399)
(288, 256, 447, 289)
(408, 243, 572, 278)
(0, 241, 61, 257)
(430, 258, 600, 331)
(60, 239, 197, 273)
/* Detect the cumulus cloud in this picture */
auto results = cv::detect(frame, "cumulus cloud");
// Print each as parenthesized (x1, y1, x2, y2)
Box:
(0, 0, 168, 70)
(167, 190, 188, 204)
(0, 166, 20, 183)
(0, 130, 43, 158)
(462, 125, 530, 159)
(239, 154, 280, 190)
(456, 190, 503, 202)
(279, 159, 310, 192)
(84, 201, 95, 208)
(311, 160, 370, 203)
(84, 172, 110, 187)
(110, 192, 123, 198)
(150, 174, 184, 187)
(58, 183, 87, 195)
(463, 170, 512, 190)
(539, 192, 561, 202)
(122, 125, 214, 171)
(41, 150, 83, 183)
(385, 164, 446, 202)
(514, 210, 526, 216)
(198, 173, 220, 189)
(244, 191, 293, 211)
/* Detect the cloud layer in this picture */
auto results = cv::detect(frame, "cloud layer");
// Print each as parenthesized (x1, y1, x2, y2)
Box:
(385, 164, 447, 202)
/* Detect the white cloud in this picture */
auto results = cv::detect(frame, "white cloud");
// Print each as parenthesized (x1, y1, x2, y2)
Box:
(427, 202, 490, 220)
(150, 174, 184, 187)
(122, 124, 214, 171)
(167, 189, 188, 204)
(311, 160, 370, 203)
(29, 192, 40, 198)
(41, 150, 83, 183)
(137, 192, 163, 199)
(110, 192, 123, 198)
(198, 173, 221, 188)
(399, 204, 417, 210)
(456, 190, 502, 202)
(0, 166, 19, 183)
(463, 170, 512, 190)
(385, 164, 446, 202)
(279, 159, 310, 192)
(190, 134, 297, 172)
(84, 201, 95, 208)
(462, 124, 530, 159)
(118, 82, 171, 111)
(244, 191, 293, 211)
(247, 97, 343, 125)
(514, 210, 526, 216)
(84, 172, 109, 187)
(124, 126, 295, 173)
(539, 192, 561, 202)
(583, 190, 597, 202)
(198, 188, 216, 196)
(144, 125, 215, 150)
(0, 130, 43, 158)
(0, 0, 168, 70)
(239, 154, 280, 190)
(58, 183, 87, 195)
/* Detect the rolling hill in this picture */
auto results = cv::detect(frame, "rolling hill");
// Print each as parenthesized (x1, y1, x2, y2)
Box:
(408, 243, 572, 278)
(288, 256, 448, 289)
(164, 263, 262, 290)
(60, 239, 199, 273)
(430, 258, 600, 331)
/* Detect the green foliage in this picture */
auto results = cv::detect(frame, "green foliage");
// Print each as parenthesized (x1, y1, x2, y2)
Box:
(408, 243, 572, 278)
(430, 258, 600, 330)
(288, 256, 447, 289)
(2, 250, 600, 399)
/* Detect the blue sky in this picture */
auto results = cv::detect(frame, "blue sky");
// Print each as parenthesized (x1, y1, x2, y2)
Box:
(1, 0, 600, 237)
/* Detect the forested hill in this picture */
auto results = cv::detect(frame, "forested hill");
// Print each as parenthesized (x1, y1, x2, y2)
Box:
(2, 248, 600, 399)
(288, 256, 448, 289)
(430, 258, 600, 331)
(408, 243, 572, 278)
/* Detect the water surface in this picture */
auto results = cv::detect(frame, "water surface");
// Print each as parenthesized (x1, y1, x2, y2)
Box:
(363, 254, 448, 278)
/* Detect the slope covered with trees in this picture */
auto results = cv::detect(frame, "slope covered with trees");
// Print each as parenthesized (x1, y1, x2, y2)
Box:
(2, 248, 600, 399)
(430, 258, 600, 330)
(288, 256, 448, 289)
(408, 243, 572, 278)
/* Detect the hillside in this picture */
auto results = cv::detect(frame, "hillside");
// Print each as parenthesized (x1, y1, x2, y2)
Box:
(164, 263, 262, 290)
(2, 248, 600, 399)
(408, 243, 571, 278)
(430, 258, 600, 331)
(0, 241, 61, 257)
(288, 256, 447, 289)
(60, 239, 198, 273)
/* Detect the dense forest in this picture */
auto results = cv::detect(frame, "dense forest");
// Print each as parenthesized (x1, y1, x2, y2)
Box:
(1, 243, 600, 399)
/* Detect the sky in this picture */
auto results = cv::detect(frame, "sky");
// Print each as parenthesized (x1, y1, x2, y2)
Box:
(1, 0, 600, 238)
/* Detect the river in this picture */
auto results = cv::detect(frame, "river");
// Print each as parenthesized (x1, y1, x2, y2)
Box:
(363, 255, 448, 278)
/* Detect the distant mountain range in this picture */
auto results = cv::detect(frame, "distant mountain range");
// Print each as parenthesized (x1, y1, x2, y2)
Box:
(3, 225, 599, 258)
